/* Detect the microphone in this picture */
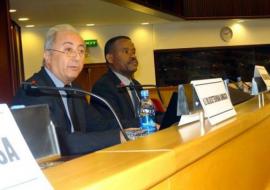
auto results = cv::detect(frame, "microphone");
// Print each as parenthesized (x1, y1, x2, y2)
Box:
(117, 83, 164, 105)
(21, 81, 130, 141)
(225, 78, 252, 92)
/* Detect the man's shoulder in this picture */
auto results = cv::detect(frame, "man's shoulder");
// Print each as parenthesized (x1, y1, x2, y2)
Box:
(133, 78, 141, 85)
(93, 70, 119, 88)
(26, 67, 49, 85)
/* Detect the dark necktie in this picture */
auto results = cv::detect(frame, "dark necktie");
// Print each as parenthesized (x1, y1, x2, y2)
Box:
(129, 82, 140, 118)
(65, 85, 80, 132)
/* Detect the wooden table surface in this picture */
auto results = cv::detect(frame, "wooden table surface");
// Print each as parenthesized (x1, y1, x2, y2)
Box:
(43, 94, 270, 190)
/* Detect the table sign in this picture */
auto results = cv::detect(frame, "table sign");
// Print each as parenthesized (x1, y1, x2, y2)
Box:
(254, 65, 270, 90)
(178, 113, 200, 126)
(0, 104, 53, 190)
(191, 78, 236, 125)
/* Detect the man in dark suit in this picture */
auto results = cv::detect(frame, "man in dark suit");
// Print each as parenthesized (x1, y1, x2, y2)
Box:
(12, 24, 122, 156)
(91, 36, 142, 129)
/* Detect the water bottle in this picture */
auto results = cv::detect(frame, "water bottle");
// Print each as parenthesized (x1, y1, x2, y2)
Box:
(139, 90, 157, 134)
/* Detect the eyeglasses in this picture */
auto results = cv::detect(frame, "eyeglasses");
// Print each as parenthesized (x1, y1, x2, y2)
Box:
(46, 48, 86, 57)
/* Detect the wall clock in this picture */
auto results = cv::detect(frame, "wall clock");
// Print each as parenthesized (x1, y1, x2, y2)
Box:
(220, 26, 233, 42)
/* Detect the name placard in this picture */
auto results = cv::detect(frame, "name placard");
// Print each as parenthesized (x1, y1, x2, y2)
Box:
(0, 104, 53, 190)
(254, 65, 270, 90)
(191, 78, 236, 125)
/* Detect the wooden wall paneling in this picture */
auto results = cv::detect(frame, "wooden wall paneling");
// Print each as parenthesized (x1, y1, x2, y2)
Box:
(74, 63, 108, 92)
(128, 0, 182, 17)
(128, 0, 270, 19)
(160, 0, 182, 16)
(10, 21, 25, 94)
(0, 0, 14, 104)
(182, 0, 234, 18)
(182, 0, 270, 19)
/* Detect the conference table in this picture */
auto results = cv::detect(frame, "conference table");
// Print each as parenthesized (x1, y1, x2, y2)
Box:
(43, 93, 270, 190)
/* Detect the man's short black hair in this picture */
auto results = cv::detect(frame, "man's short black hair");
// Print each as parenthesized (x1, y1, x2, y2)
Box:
(104, 36, 131, 59)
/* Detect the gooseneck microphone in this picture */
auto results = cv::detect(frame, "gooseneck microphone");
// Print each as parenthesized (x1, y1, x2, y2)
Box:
(21, 81, 130, 141)
(117, 83, 164, 105)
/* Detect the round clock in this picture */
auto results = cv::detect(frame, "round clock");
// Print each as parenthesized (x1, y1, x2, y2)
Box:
(220, 26, 233, 42)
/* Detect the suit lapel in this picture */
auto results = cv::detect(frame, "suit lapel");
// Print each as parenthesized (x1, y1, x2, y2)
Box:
(40, 67, 65, 106)
(108, 70, 136, 116)
(39, 67, 70, 126)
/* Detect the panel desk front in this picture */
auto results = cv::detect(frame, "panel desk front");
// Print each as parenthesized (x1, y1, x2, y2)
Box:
(44, 94, 270, 190)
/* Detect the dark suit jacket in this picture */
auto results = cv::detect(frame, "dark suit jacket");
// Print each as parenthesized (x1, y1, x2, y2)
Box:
(12, 67, 120, 156)
(91, 69, 141, 129)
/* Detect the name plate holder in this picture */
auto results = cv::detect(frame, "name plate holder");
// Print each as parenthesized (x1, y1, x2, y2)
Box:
(251, 65, 270, 108)
(0, 104, 53, 190)
(177, 84, 205, 135)
(191, 78, 236, 131)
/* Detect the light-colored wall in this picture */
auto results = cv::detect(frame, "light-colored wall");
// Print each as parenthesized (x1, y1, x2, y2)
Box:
(153, 19, 270, 49)
(22, 24, 155, 84)
(21, 19, 270, 85)
(21, 28, 47, 78)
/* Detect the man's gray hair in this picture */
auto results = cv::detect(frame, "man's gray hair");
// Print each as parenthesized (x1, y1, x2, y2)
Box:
(44, 24, 80, 50)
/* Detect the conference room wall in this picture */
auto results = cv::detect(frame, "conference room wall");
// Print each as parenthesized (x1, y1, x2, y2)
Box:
(21, 19, 270, 85)
(153, 19, 270, 49)
(21, 24, 155, 84)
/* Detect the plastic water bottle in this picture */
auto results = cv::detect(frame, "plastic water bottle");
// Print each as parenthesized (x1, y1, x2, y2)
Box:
(139, 90, 157, 134)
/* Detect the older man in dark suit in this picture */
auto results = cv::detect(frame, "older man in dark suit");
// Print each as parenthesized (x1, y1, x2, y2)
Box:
(12, 24, 121, 156)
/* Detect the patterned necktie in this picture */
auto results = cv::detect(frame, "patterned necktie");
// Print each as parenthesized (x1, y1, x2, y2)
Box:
(129, 82, 140, 118)
(65, 85, 80, 132)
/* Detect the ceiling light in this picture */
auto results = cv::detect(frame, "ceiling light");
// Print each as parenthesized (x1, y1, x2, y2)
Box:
(86, 23, 95, 27)
(237, 20, 245, 23)
(141, 22, 149, 25)
(18, 17, 29, 21)
(25, 25, 35, 28)
(9, 9, 17, 13)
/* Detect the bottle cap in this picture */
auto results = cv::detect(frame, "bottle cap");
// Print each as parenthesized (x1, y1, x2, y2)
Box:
(237, 76, 241, 82)
(140, 90, 149, 97)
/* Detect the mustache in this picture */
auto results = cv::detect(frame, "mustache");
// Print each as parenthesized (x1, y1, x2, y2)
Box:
(129, 58, 138, 63)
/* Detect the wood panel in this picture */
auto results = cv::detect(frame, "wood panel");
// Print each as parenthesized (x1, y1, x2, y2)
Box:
(151, 102, 270, 189)
(74, 63, 108, 92)
(10, 21, 25, 95)
(125, 0, 270, 19)
(0, 0, 14, 104)
(44, 95, 270, 190)
(181, 0, 270, 19)
(130, 0, 182, 16)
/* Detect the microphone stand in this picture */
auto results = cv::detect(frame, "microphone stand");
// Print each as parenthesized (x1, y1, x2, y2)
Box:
(22, 82, 130, 141)
(117, 84, 164, 105)
(227, 79, 252, 92)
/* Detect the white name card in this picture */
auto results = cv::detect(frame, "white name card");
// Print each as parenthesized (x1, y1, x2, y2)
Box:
(254, 65, 270, 91)
(191, 78, 236, 125)
(178, 113, 200, 126)
(0, 104, 53, 190)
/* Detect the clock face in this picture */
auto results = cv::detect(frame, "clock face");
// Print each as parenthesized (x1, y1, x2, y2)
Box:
(220, 26, 233, 42)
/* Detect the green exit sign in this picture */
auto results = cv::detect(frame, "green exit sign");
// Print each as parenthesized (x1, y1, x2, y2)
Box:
(85, 39, 98, 47)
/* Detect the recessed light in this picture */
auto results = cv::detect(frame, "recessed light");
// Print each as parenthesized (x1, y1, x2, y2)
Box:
(9, 9, 17, 13)
(18, 17, 29, 21)
(86, 23, 95, 27)
(237, 20, 245, 23)
(25, 25, 35, 28)
(141, 22, 149, 25)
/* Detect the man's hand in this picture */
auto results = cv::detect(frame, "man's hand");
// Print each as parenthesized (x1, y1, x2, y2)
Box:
(156, 123, 160, 130)
(120, 125, 160, 143)
(120, 128, 142, 142)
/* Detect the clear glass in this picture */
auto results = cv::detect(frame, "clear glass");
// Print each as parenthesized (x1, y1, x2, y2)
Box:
(125, 128, 148, 140)
(46, 48, 85, 57)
